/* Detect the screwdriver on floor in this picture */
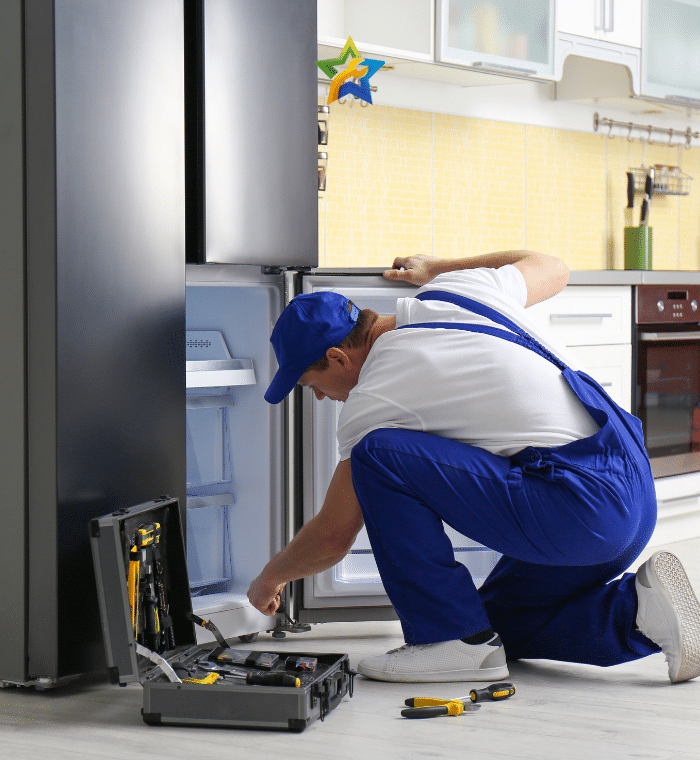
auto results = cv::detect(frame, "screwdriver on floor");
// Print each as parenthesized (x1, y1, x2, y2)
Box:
(402, 683, 515, 718)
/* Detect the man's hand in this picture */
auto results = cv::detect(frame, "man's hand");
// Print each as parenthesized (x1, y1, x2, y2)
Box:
(383, 255, 439, 286)
(247, 574, 286, 616)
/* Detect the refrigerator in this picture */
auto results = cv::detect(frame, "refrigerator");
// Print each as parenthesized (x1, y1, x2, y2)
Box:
(185, 0, 501, 644)
(0, 0, 186, 686)
(0, 0, 501, 686)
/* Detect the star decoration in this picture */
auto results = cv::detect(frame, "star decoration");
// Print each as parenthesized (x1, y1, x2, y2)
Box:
(316, 36, 384, 106)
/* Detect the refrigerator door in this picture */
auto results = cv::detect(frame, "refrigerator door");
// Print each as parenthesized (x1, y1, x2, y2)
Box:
(202, 0, 318, 267)
(185, 264, 290, 642)
(296, 272, 502, 624)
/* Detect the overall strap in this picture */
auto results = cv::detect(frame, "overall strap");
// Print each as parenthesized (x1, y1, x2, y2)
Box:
(398, 290, 566, 371)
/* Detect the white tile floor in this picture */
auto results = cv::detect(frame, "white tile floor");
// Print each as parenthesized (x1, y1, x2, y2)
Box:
(1, 538, 699, 760)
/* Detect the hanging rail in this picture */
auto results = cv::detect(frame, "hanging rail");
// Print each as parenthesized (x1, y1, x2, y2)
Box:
(594, 112, 700, 147)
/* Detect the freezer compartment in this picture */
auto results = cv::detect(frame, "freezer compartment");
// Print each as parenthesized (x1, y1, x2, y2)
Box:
(301, 275, 503, 612)
(185, 266, 286, 640)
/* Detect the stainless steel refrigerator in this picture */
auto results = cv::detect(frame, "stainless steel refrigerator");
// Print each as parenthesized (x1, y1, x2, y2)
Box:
(0, 0, 186, 686)
(0, 0, 500, 686)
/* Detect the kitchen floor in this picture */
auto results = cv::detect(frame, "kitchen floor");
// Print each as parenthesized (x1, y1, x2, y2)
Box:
(2, 538, 700, 760)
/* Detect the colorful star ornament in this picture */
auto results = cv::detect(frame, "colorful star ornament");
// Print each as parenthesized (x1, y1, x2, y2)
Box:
(316, 36, 384, 106)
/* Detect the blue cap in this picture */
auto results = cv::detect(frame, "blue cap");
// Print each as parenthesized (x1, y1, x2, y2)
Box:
(264, 292, 360, 404)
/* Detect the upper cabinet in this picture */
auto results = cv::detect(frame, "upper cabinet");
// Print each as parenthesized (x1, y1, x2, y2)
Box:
(435, 0, 556, 78)
(557, 0, 642, 48)
(317, 0, 433, 61)
(641, 0, 700, 103)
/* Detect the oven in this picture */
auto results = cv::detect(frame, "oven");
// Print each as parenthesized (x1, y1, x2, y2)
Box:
(635, 285, 700, 478)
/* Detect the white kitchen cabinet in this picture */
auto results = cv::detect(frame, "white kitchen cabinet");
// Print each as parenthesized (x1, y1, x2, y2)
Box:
(436, 0, 555, 77)
(317, 0, 433, 61)
(527, 286, 633, 412)
(556, 0, 642, 48)
(641, 0, 700, 104)
(649, 471, 700, 546)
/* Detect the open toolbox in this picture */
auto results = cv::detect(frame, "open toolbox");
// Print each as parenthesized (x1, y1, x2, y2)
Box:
(89, 497, 354, 732)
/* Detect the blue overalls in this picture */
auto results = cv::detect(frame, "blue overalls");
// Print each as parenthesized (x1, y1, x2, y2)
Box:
(350, 290, 661, 667)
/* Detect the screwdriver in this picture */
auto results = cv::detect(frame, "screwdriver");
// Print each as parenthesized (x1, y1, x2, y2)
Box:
(469, 683, 515, 703)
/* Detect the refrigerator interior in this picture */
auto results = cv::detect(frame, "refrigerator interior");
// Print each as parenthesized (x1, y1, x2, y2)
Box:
(185, 267, 285, 640)
(301, 275, 503, 612)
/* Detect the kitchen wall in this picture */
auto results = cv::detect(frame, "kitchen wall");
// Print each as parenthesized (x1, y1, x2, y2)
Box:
(318, 100, 700, 271)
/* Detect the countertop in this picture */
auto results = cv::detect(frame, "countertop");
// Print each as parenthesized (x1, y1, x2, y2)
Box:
(314, 268, 700, 285)
(568, 270, 700, 285)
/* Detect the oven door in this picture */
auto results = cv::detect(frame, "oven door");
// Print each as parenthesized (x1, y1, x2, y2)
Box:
(637, 327, 700, 478)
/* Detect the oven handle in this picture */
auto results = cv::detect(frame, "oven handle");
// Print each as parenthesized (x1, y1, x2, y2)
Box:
(639, 331, 700, 341)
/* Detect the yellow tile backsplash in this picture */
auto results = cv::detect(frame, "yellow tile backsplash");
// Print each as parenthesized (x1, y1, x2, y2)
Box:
(318, 101, 700, 271)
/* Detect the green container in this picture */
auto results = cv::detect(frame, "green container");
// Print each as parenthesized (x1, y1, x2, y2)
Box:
(624, 226, 653, 270)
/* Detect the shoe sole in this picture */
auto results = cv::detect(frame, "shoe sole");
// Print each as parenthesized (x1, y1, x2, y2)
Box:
(356, 663, 509, 683)
(647, 551, 700, 683)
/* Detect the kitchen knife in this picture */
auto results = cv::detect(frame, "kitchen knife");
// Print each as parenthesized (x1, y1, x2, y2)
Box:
(626, 172, 635, 227)
(640, 167, 655, 227)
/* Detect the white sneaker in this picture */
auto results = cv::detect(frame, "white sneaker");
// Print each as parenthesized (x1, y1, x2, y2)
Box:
(635, 551, 700, 683)
(357, 634, 509, 683)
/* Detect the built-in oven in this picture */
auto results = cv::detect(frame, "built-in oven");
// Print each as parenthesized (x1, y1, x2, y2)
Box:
(635, 285, 700, 478)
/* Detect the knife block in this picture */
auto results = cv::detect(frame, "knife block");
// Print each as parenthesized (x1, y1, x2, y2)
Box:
(624, 226, 653, 270)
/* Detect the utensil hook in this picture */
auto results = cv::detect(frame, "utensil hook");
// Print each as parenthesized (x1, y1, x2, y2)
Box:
(627, 123, 634, 142)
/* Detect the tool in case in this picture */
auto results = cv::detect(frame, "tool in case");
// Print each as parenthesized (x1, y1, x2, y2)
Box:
(89, 497, 354, 732)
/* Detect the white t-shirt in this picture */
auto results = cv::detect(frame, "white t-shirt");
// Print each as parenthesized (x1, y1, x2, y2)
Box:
(336, 266, 600, 461)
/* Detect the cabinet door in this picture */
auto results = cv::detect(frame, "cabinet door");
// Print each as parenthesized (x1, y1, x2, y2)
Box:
(568, 344, 633, 412)
(557, 0, 641, 48)
(436, 0, 555, 77)
(642, 0, 700, 102)
(318, 0, 433, 60)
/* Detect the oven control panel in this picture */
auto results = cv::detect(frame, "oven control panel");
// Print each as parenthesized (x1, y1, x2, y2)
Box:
(637, 286, 700, 324)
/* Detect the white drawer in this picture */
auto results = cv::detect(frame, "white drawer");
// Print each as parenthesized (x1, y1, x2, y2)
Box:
(568, 344, 632, 413)
(527, 286, 632, 346)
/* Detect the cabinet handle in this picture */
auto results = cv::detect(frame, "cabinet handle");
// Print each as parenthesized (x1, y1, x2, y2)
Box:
(639, 331, 700, 341)
(596, 0, 615, 33)
(549, 313, 613, 320)
(659, 493, 700, 504)
(471, 62, 536, 76)
(595, 0, 606, 31)
(600, 382, 613, 387)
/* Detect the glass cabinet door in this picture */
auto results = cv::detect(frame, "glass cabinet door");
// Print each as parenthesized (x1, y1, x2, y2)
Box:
(643, 0, 700, 102)
(436, 0, 555, 77)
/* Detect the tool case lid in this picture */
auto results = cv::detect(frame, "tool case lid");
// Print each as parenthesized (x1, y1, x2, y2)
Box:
(89, 497, 196, 684)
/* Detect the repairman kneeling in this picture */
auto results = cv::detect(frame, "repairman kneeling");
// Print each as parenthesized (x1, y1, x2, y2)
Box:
(247, 250, 700, 684)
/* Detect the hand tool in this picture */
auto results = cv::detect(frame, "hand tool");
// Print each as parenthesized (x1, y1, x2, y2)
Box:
(468, 682, 516, 703)
(402, 682, 515, 718)
(127, 546, 140, 636)
(186, 611, 230, 649)
(151, 523, 175, 650)
(194, 656, 301, 687)
(401, 699, 473, 719)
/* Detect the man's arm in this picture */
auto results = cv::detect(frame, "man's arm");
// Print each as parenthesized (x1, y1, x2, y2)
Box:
(247, 458, 364, 615)
(382, 250, 569, 307)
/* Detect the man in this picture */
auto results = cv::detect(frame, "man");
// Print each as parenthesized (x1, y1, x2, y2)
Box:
(247, 250, 700, 684)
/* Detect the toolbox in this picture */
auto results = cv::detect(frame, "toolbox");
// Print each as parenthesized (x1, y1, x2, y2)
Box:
(89, 497, 354, 732)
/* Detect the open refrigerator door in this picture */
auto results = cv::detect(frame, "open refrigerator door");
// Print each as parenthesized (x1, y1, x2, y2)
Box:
(296, 272, 503, 623)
